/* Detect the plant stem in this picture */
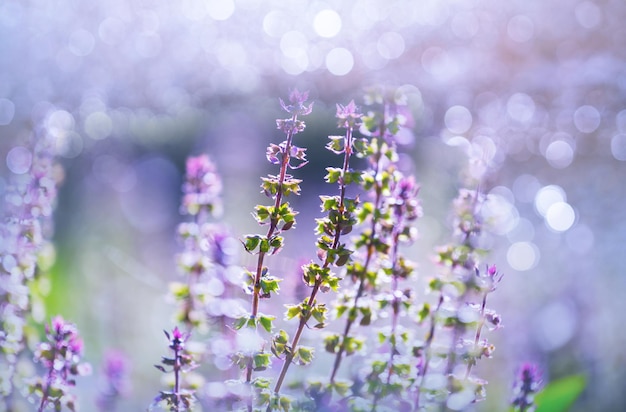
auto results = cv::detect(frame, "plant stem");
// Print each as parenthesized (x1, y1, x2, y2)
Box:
(414, 292, 444, 411)
(38, 371, 53, 412)
(372, 229, 402, 411)
(174, 345, 181, 412)
(272, 125, 354, 398)
(246, 112, 298, 386)
(465, 292, 488, 379)
(329, 122, 386, 383)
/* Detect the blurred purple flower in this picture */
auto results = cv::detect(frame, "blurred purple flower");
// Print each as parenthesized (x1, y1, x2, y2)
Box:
(279, 88, 313, 116)
(390, 176, 422, 222)
(167, 326, 189, 351)
(511, 362, 542, 412)
(32, 316, 90, 412)
(336, 100, 362, 129)
(96, 350, 131, 411)
(181, 154, 222, 217)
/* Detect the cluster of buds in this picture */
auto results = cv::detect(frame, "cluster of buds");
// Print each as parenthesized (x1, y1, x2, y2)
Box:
(171, 155, 236, 332)
(415, 178, 503, 410)
(151, 327, 199, 412)
(180, 154, 223, 218)
(30, 316, 91, 412)
(511, 363, 542, 412)
(267, 100, 364, 410)
(96, 350, 131, 411)
(1, 133, 62, 400)
(234, 90, 313, 409)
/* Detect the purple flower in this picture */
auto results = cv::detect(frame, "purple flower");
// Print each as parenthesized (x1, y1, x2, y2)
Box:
(336, 100, 363, 129)
(478, 264, 504, 292)
(167, 326, 189, 351)
(511, 363, 542, 412)
(279, 88, 313, 116)
(103, 350, 130, 393)
(97, 350, 131, 411)
(276, 118, 307, 134)
(181, 155, 222, 217)
(32, 316, 90, 412)
(389, 176, 422, 222)
(152, 327, 198, 411)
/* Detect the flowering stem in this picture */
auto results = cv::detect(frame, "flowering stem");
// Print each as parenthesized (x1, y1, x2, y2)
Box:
(38, 355, 55, 412)
(414, 292, 443, 410)
(465, 292, 488, 379)
(174, 344, 181, 412)
(329, 119, 386, 384)
(246, 112, 298, 386)
(372, 230, 402, 410)
(272, 120, 355, 397)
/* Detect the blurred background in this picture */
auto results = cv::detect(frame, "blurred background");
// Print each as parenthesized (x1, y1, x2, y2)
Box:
(1, 0, 625, 410)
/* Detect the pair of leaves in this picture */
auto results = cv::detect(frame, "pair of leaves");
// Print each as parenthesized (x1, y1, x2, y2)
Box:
(233, 313, 276, 333)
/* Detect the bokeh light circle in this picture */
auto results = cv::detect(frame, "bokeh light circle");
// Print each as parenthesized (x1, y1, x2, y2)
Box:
(444, 105, 472, 134)
(610, 133, 626, 161)
(263, 10, 289, 37)
(313, 9, 342, 38)
(325, 48, 353, 76)
(573, 105, 600, 133)
(280, 31, 308, 58)
(534, 185, 566, 217)
(482, 190, 519, 235)
(6, 146, 32, 174)
(56, 131, 84, 159)
(0, 98, 15, 125)
(507, 93, 535, 123)
(377, 32, 405, 60)
(206, 0, 235, 21)
(545, 201, 576, 232)
(507, 241, 539, 271)
(512, 174, 540, 203)
(84, 111, 113, 140)
(545, 140, 574, 168)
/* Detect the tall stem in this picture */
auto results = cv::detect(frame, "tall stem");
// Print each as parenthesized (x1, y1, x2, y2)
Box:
(174, 345, 181, 412)
(465, 293, 488, 379)
(329, 120, 386, 383)
(414, 293, 443, 411)
(38, 367, 54, 412)
(272, 126, 354, 397)
(372, 228, 402, 411)
(246, 113, 298, 386)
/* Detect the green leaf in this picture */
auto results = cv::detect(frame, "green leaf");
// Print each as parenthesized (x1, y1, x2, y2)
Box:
(253, 377, 271, 389)
(324, 167, 342, 184)
(319, 195, 339, 212)
(271, 330, 289, 357)
(417, 303, 430, 323)
(259, 315, 275, 333)
(260, 275, 281, 297)
(311, 304, 327, 324)
(295, 346, 314, 365)
(285, 304, 302, 320)
(324, 334, 340, 354)
(535, 375, 586, 412)
(254, 205, 271, 223)
(253, 352, 271, 371)
(233, 316, 248, 330)
(243, 234, 262, 253)
(259, 237, 270, 253)
(168, 282, 189, 299)
(279, 395, 291, 412)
